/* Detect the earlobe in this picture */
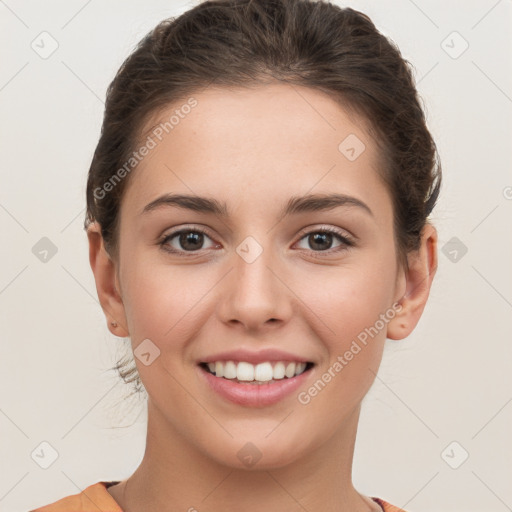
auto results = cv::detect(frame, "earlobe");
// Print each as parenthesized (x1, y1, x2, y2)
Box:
(387, 223, 438, 341)
(86, 222, 129, 337)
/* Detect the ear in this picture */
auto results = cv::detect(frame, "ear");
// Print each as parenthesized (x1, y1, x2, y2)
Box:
(86, 221, 129, 337)
(387, 223, 438, 340)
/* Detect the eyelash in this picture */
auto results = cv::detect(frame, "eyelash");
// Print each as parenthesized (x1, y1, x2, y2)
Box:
(158, 225, 355, 258)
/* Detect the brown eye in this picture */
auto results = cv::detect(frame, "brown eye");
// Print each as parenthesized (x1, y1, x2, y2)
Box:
(307, 232, 335, 251)
(160, 228, 217, 254)
(295, 228, 354, 254)
(177, 231, 205, 251)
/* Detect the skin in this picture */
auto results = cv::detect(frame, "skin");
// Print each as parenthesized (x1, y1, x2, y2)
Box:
(87, 82, 437, 512)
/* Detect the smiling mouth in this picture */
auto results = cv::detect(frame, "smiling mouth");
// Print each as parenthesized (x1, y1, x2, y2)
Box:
(198, 360, 315, 385)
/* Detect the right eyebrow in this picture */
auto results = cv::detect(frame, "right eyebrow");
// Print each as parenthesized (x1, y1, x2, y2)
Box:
(141, 193, 228, 216)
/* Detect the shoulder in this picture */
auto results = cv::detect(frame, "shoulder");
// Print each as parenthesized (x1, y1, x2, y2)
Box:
(29, 481, 123, 512)
(372, 497, 410, 512)
(29, 485, 404, 512)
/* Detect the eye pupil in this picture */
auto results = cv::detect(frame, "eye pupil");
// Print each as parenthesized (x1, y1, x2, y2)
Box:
(180, 231, 204, 251)
(309, 232, 332, 251)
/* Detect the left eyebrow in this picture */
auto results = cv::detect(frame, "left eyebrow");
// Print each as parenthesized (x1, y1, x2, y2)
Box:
(281, 193, 373, 218)
(140, 193, 373, 218)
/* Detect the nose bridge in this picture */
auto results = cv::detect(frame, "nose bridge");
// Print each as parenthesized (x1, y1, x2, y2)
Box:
(234, 234, 280, 305)
(218, 233, 291, 329)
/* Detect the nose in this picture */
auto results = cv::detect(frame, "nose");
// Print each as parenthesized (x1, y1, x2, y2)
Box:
(216, 241, 293, 333)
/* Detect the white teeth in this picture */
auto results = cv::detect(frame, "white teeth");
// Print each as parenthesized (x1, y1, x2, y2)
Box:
(203, 360, 310, 382)
(296, 362, 306, 375)
(285, 362, 296, 378)
(215, 361, 224, 378)
(273, 362, 286, 379)
(223, 360, 237, 379)
(237, 361, 254, 381)
(254, 362, 273, 382)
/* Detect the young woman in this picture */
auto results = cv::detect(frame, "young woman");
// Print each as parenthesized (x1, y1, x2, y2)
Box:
(31, 0, 440, 510)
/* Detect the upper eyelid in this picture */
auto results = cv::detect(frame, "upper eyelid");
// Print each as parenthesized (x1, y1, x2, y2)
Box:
(162, 224, 353, 238)
(296, 224, 355, 240)
(162, 224, 215, 241)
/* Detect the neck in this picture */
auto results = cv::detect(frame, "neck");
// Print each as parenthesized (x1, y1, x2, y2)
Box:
(109, 400, 379, 512)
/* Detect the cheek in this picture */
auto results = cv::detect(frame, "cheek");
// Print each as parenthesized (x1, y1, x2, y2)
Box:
(121, 262, 213, 405)
(121, 258, 216, 350)
(299, 258, 396, 348)
(291, 255, 396, 410)
(292, 270, 391, 439)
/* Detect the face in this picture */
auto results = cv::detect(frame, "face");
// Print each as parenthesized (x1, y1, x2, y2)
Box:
(92, 82, 425, 470)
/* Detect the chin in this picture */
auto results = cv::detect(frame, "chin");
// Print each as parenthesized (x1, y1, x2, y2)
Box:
(204, 435, 307, 471)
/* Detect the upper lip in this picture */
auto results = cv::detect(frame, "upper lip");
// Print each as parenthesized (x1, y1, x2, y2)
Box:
(198, 348, 314, 365)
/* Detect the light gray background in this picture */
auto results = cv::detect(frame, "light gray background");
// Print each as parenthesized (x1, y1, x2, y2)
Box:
(1, 1, 511, 511)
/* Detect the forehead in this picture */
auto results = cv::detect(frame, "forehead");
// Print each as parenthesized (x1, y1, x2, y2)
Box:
(122, 82, 390, 221)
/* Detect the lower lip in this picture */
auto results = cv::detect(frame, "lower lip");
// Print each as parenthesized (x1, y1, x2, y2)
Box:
(197, 365, 313, 407)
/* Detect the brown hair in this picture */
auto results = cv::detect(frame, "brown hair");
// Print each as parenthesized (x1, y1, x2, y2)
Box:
(84, 0, 441, 394)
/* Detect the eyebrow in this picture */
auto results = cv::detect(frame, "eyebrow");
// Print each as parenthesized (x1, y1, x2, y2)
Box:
(141, 193, 373, 218)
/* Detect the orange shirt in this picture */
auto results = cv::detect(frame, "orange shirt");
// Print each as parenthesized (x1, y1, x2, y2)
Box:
(29, 481, 408, 511)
